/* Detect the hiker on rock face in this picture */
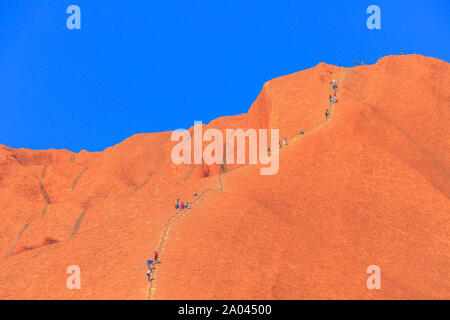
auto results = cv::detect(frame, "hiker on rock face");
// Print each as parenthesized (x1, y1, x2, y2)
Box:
(186, 202, 191, 209)
(175, 199, 180, 210)
(283, 137, 288, 145)
(267, 147, 271, 156)
(300, 130, 304, 135)
(154, 251, 159, 263)
(325, 109, 330, 118)
(146, 269, 152, 281)
(332, 80, 338, 91)
(180, 202, 185, 210)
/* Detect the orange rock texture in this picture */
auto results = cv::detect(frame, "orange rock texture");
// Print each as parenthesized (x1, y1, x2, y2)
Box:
(0, 54, 448, 299)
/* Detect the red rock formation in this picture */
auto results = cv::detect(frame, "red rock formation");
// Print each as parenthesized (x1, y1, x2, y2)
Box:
(0, 55, 448, 299)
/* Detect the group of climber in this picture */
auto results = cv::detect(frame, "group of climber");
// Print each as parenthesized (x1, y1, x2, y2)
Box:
(146, 251, 159, 281)
(267, 79, 340, 156)
(326, 79, 339, 119)
(175, 198, 191, 210)
(329, 79, 339, 103)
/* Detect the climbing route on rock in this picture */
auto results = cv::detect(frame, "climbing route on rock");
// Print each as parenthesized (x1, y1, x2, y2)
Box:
(147, 171, 224, 300)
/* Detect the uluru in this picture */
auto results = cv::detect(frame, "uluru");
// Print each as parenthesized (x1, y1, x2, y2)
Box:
(0, 54, 449, 300)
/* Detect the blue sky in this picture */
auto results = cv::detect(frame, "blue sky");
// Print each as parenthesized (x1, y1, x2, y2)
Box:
(0, 0, 449, 152)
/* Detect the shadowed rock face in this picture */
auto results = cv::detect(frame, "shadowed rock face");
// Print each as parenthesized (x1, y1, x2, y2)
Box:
(0, 54, 448, 299)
